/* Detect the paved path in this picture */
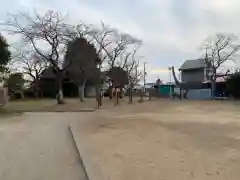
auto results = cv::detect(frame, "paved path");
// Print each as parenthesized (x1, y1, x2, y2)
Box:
(0, 113, 88, 180)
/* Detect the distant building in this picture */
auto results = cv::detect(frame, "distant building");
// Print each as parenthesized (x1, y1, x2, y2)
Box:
(179, 58, 212, 83)
(173, 58, 228, 99)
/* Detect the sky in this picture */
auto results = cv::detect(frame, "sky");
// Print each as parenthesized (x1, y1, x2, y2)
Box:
(1, 0, 240, 83)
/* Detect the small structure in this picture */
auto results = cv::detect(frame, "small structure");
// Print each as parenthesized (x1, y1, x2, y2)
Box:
(159, 84, 175, 98)
(172, 58, 212, 99)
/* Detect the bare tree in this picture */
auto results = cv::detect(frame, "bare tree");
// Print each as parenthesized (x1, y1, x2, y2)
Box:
(63, 22, 92, 43)
(89, 22, 113, 62)
(12, 48, 48, 98)
(106, 33, 141, 99)
(203, 33, 240, 97)
(89, 23, 142, 101)
(118, 44, 141, 103)
(126, 59, 141, 103)
(89, 23, 114, 101)
(4, 11, 74, 104)
(106, 32, 141, 69)
(84, 22, 140, 70)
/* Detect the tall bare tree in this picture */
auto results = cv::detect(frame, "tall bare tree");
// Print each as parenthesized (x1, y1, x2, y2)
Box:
(106, 32, 141, 69)
(203, 33, 240, 97)
(89, 22, 114, 66)
(4, 11, 73, 104)
(89, 23, 142, 100)
(125, 58, 141, 103)
(118, 44, 141, 103)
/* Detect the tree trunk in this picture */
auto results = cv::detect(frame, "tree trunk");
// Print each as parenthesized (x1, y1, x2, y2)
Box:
(180, 88, 182, 99)
(211, 73, 216, 98)
(20, 91, 24, 99)
(100, 89, 102, 106)
(34, 81, 39, 98)
(211, 80, 216, 98)
(128, 88, 133, 104)
(34, 90, 39, 98)
(139, 88, 144, 103)
(115, 88, 120, 105)
(109, 86, 113, 99)
(95, 86, 101, 108)
(120, 87, 123, 99)
(56, 75, 64, 104)
(40, 91, 43, 98)
(78, 82, 86, 102)
(149, 89, 152, 100)
(183, 90, 188, 99)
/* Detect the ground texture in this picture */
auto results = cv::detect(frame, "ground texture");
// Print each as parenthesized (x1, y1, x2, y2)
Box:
(1, 99, 240, 180)
(71, 100, 240, 180)
(0, 113, 88, 180)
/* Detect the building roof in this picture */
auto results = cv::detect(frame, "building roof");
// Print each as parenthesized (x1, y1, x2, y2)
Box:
(179, 59, 207, 71)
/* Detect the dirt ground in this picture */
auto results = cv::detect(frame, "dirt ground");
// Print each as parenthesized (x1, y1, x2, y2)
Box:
(3, 97, 146, 112)
(70, 100, 240, 180)
(1, 99, 240, 180)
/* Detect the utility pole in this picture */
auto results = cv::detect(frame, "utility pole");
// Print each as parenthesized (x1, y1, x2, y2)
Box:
(139, 62, 147, 103)
(143, 62, 147, 92)
(168, 67, 172, 99)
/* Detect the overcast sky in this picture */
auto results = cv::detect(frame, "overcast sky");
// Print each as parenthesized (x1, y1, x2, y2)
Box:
(1, 0, 240, 82)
